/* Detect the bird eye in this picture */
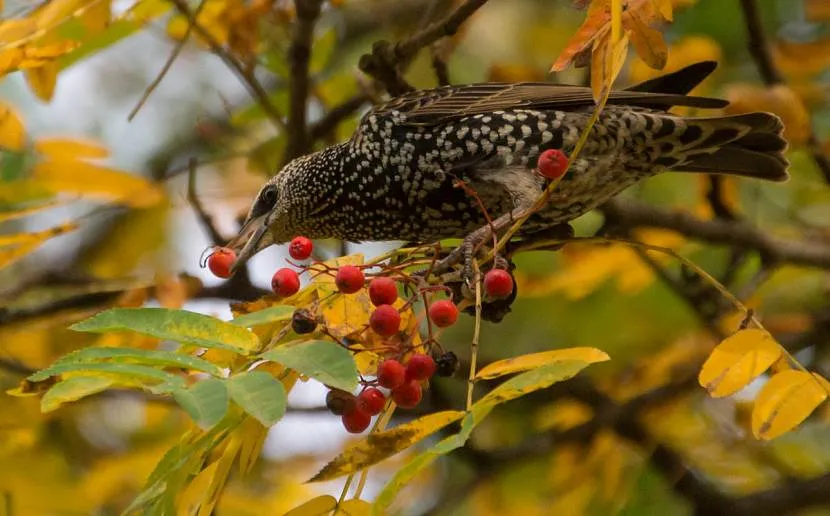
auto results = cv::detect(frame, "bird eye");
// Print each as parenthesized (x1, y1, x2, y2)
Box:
(251, 185, 278, 218)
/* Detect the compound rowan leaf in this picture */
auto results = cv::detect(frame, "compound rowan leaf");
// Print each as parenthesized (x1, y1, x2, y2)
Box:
(35, 137, 109, 160)
(70, 307, 260, 354)
(50, 346, 223, 376)
(475, 347, 609, 380)
(225, 371, 286, 426)
(173, 378, 229, 429)
(262, 339, 359, 392)
(284, 495, 337, 516)
(752, 370, 829, 440)
(699, 329, 782, 397)
(40, 376, 114, 412)
(309, 410, 465, 482)
(0, 102, 26, 151)
(231, 305, 294, 327)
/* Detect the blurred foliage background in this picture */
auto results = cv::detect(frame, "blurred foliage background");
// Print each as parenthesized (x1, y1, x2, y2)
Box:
(1, 0, 830, 514)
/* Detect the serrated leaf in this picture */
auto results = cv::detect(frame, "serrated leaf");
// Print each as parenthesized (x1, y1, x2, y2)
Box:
(475, 347, 609, 380)
(51, 347, 223, 376)
(173, 378, 229, 428)
(699, 329, 782, 397)
(262, 340, 358, 392)
(752, 370, 828, 440)
(226, 371, 286, 426)
(231, 305, 294, 327)
(310, 410, 465, 482)
(40, 376, 114, 412)
(284, 495, 337, 516)
(70, 307, 260, 354)
(29, 362, 187, 391)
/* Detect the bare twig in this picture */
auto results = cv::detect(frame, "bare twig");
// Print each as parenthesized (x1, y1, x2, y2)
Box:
(167, 0, 287, 132)
(284, 0, 326, 162)
(186, 158, 224, 246)
(309, 93, 372, 142)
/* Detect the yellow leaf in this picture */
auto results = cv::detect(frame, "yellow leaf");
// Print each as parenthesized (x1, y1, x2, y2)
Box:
(177, 461, 219, 516)
(0, 199, 66, 223)
(24, 60, 58, 101)
(623, 7, 667, 69)
(551, 0, 610, 71)
(32, 159, 164, 207)
(41, 376, 114, 412)
(591, 30, 629, 103)
(0, 19, 37, 45)
(35, 0, 87, 31)
(652, 0, 673, 21)
(475, 347, 609, 380)
(752, 370, 828, 440)
(79, 0, 111, 33)
(237, 416, 268, 475)
(630, 35, 721, 91)
(698, 329, 782, 397)
(35, 137, 110, 160)
(335, 499, 371, 516)
(0, 102, 26, 151)
(284, 495, 337, 516)
(0, 221, 78, 269)
(309, 410, 465, 482)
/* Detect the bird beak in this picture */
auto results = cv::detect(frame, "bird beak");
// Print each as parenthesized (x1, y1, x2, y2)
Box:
(227, 213, 271, 275)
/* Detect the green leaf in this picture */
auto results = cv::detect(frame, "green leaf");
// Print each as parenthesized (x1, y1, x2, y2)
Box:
(231, 305, 294, 327)
(173, 378, 229, 429)
(29, 362, 187, 392)
(262, 340, 358, 392)
(310, 27, 338, 74)
(70, 308, 259, 354)
(226, 371, 287, 426)
(41, 376, 114, 412)
(51, 347, 223, 376)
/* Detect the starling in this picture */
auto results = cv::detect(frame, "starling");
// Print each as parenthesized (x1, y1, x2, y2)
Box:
(228, 61, 788, 272)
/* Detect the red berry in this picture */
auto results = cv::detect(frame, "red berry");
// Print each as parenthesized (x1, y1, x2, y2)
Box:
(391, 380, 422, 409)
(335, 265, 365, 294)
(428, 300, 458, 328)
(368, 277, 398, 307)
(370, 305, 401, 337)
(342, 408, 371, 433)
(377, 359, 406, 389)
(405, 353, 436, 381)
(484, 269, 514, 300)
(271, 267, 300, 297)
(356, 387, 386, 415)
(288, 236, 313, 260)
(207, 247, 236, 279)
(537, 149, 569, 180)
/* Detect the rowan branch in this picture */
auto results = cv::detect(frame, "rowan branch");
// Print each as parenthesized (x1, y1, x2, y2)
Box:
(739, 0, 830, 183)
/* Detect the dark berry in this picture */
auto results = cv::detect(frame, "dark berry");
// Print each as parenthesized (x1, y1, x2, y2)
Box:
(207, 247, 236, 278)
(537, 149, 569, 180)
(428, 300, 459, 328)
(342, 408, 371, 433)
(391, 380, 422, 409)
(405, 353, 436, 381)
(326, 389, 356, 416)
(356, 387, 386, 416)
(370, 304, 401, 337)
(434, 351, 459, 377)
(483, 269, 514, 300)
(377, 359, 406, 389)
(291, 308, 316, 334)
(368, 277, 398, 307)
(335, 265, 365, 294)
(288, 236, 313, 260)
(271, 268, 300, 297)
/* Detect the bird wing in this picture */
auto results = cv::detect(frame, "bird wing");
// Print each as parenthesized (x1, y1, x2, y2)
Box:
(370, 82, 728, 126)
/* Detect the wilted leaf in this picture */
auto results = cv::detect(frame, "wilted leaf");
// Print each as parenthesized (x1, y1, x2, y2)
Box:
(552, 0, 611, 71)
(752, 370, 828, 440)
(284, 495, 338, 516)
(262, 340, 359, 392)
(475, 347, 609, 380)
(32, 159, 163, 208)
(51, 346, 224, 376)
(699, 329, 782, 397)
(40, 376, 114, 412)
(35, 137, 109, 160)
(591, 30, 630, 102)
(173, 378, 229, 429)
(310, 411, 465, 482)
(0, 102, 26, 151)
(70, 307, 260, 354)
(231, 305, 294, 327)
(225, 371, 287, 426)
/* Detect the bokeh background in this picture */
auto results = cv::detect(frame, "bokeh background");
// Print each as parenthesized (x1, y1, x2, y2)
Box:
(1, 0, 830, 514)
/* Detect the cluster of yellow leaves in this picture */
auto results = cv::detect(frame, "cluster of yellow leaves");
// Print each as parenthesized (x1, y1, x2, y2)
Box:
(699, 328, 830, 440)
(553, 0, 675, 100)
(514, 229, 687, 300)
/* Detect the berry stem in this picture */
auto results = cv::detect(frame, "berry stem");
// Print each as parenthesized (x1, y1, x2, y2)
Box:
(466, 262, 482, 411)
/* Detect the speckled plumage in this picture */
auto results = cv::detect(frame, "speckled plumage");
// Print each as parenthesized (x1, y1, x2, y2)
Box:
(229, 61, 789, 265)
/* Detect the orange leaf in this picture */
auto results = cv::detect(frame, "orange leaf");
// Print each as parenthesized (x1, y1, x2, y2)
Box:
(752, 370, 828, 440)
(24, 60, 58, 101)
(590, 30, 630, 103)
(551, 0, 610, 71)
(622, 6, 668, 69)
(698, 329, 781, 397)
(805, 0, 830, 22)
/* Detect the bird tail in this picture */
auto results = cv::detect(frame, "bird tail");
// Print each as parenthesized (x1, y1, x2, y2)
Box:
(655, 112, 790, 182)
